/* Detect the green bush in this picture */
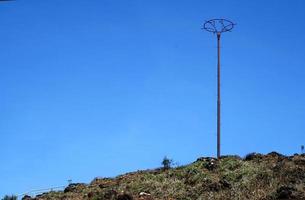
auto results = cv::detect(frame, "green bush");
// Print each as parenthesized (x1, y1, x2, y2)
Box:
(162, 156, 173, 170)
(2, 195, 17, 200)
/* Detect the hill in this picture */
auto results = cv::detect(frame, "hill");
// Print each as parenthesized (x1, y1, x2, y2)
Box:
(22, 152, 305, 200)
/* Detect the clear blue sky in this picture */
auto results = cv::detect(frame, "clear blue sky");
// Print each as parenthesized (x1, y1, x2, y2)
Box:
(0, 0, 304, 197)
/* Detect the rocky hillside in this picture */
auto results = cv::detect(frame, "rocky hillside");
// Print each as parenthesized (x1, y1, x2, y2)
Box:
(23, 152, 305, 200)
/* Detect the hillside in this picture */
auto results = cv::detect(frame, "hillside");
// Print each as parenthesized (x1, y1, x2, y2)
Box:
(22, 152, 305, 200)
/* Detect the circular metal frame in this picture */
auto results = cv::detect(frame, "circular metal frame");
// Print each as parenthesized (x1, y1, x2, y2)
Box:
(203, 19, 235, 34)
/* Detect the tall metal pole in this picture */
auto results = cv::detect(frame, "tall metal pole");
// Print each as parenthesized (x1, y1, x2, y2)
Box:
(217, 33, 221, 159)
(203, 19, 234, 159)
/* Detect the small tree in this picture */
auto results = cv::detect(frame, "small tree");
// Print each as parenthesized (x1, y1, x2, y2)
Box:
(162, 156, 172, 170)
(2, 195, 17, 200)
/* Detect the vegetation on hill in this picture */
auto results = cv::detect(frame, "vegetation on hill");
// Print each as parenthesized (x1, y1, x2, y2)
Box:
(21, 152, 305, 200)
(1, 195, 17, 200)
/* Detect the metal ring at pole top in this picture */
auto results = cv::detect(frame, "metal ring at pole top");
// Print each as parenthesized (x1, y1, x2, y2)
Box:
(203, 19, 235, 34)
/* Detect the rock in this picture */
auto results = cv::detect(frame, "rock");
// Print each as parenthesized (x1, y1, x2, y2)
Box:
(139, 192, 151, 196)
(139, 192, 152, 200)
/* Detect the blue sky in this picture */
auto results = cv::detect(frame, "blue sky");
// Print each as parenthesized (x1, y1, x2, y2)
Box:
(0, 0, 305, 197)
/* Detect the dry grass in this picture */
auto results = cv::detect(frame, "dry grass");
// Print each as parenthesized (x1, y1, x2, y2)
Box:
(25, 153, 305, 200)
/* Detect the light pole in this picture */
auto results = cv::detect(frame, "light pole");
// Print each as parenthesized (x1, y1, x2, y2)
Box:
(203, 19, 235, 159)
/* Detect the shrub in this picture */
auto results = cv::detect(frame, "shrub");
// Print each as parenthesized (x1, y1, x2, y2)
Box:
(2, 195, 17, 200)
(244, 152, 263, 161)
(162, 156, 173, 170)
